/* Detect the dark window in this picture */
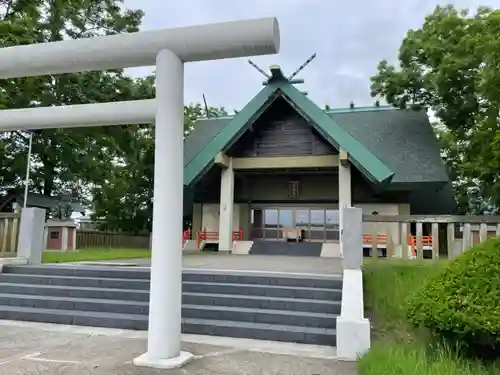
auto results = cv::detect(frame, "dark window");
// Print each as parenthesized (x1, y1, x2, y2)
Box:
(50, 231, 59, 239)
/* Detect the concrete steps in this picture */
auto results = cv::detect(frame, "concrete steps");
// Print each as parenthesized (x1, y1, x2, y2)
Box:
(0, 265, 342, 346)
(249, 241, 323, 256)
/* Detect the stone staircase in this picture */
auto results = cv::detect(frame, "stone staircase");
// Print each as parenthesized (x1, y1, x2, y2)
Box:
(0, 265, 341, 346)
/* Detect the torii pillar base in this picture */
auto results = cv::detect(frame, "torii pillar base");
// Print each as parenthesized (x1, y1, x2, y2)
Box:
(133, 351, 194, 370)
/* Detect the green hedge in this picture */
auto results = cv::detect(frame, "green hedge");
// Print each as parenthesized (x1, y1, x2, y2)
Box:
(407, 236, 500, 354)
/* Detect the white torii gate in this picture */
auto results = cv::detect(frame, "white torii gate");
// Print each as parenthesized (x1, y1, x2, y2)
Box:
(0, 18, 280, 369)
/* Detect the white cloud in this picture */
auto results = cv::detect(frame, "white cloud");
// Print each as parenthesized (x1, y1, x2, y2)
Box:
(124, 0, 497, 110)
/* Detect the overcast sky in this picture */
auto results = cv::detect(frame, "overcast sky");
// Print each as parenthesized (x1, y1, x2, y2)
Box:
(124, 0, 497, 112)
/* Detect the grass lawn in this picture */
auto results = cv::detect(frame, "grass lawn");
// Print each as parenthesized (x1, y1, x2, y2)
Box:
(42, 248, 151, 264)
(358, 259, 500, 375)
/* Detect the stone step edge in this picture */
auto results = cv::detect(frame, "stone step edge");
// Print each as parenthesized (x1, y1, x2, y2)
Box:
(0, 291, 340, 308)
(0, 293, 339, 319)
(3, 265, 342, 281)
(0, 305, 337, 334)
(0, 281, 341, 294)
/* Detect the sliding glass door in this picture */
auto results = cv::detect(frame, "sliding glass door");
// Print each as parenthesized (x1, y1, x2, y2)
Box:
(295, 209, 310, 240)
(264, 209, 278, 239)
(326, 209, 340, 240)
(250, 207, 340, 242)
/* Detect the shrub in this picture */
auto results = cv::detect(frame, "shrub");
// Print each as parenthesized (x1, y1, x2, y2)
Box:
(406, 236, 500, 356)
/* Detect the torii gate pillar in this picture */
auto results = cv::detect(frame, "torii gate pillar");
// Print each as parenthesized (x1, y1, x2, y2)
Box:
(133, 50, 189, 368)
(0, 17, 280, 369)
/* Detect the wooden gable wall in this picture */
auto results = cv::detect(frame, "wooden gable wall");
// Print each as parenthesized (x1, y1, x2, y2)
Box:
(226, 96, 337, 158)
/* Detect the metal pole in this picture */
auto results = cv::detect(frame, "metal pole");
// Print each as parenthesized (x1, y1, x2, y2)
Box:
(23, 131, 33, 208)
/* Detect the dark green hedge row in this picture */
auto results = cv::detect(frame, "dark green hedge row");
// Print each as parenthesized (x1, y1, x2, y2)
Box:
(407, 236, 500, 356)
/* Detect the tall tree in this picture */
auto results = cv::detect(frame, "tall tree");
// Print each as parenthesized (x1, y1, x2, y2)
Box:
(184, 102, 227, 136)
(370, 5, 500, 213)
(0, 0, 145, 198)
(91, 101, 227, 233)
(0, 1, 229, 232)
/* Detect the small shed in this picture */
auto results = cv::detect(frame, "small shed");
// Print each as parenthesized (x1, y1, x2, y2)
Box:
(44, 220, 77, 251)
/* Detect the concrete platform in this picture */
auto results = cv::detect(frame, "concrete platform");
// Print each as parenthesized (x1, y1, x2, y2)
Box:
(0, 320, 357, 374)
(75, 253, 343, 275)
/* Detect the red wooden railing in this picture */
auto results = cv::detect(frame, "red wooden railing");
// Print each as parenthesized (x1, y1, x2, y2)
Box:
(362, 232, 434, 257)
(196, 230, 218, 249)
(408, 235, 433, 257)
(196, 229, 244, 249)
(362, 233, 388, 247)
(232, 228, 243, 241)
(182, 228, 192, 243)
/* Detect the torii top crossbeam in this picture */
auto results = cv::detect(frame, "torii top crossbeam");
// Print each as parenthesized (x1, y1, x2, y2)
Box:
(0, 17, 279, 78)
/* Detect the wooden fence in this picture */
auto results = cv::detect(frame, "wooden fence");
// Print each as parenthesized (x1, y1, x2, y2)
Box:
(0, 213, 21, 258)
(362, 214, 500, 261)
(76, 230, 150, 249)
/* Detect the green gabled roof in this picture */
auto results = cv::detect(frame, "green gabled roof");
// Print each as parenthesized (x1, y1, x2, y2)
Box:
(183, 77, 394, 186)
(184, 105, 450, 189)
(328, 109, 449, 185)
(181, 105, 452, 218)
(184, 83, 280, 185)
(184, 117, 231, 168)
(278, 83, 393, 183)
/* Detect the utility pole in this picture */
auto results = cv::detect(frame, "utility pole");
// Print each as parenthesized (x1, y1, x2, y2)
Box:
(23, 131, 33, 208)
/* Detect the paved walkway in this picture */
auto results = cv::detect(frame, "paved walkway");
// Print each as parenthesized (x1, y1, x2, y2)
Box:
(0, 320, 357, 374)
(79, 253, 344, 275)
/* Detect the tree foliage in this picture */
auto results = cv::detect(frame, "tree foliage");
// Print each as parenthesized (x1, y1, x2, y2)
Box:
(0, 0, 145, 198)
(0, 1, 227, 232)
(370, 5, 500, 213)
(91, 101, 227, 234)
(407, 236, 500, 357)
